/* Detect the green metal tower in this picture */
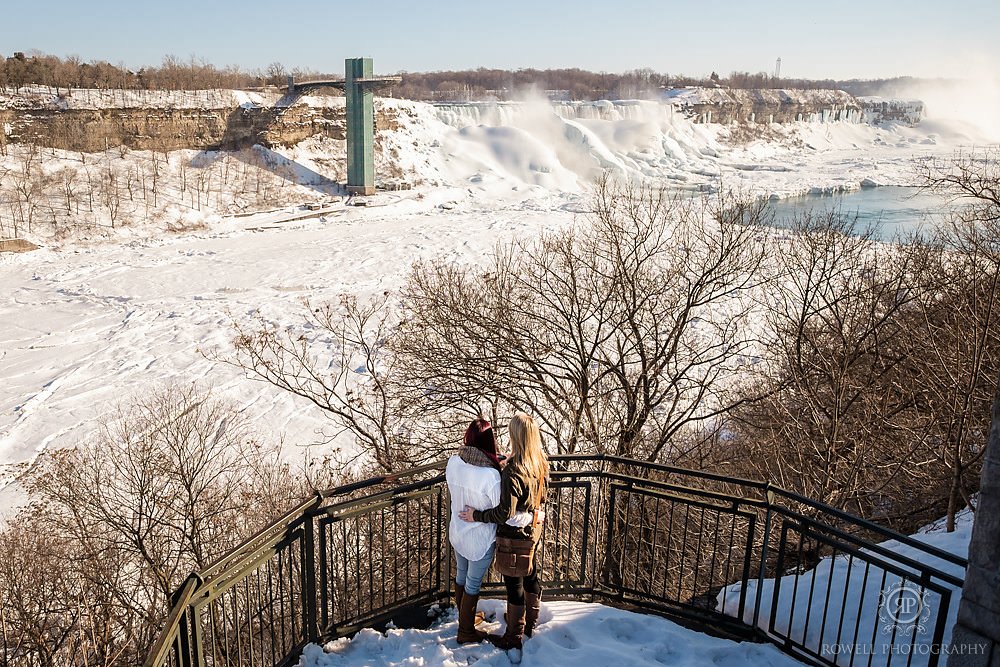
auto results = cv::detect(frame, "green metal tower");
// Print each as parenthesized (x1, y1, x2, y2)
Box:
(286, 58, 399, 196)
(345, 58, 375, 195)
(344, 58, 400, 195)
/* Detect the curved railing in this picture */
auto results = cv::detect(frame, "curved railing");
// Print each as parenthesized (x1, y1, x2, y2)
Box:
(145, 456, 967, 667)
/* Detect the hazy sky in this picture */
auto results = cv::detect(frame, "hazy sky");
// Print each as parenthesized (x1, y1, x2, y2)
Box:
(4, 0, 999, 80)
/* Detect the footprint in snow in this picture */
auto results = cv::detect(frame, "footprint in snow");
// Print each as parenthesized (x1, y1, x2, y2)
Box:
(604, 616, 642, 641)
(650, 642, 679, 665)
(545, 627, 580, 650)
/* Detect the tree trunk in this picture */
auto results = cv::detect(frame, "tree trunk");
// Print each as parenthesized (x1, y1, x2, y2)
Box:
(949, 371, 1000, 663)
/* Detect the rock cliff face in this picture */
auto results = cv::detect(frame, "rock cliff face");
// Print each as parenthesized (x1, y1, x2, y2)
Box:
(0, 85, 923, 156)
(0, 90, 399, 152)
(664, 88, 867, 124)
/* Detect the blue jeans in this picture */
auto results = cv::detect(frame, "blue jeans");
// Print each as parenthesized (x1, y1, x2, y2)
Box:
(455, 542, 496, 595)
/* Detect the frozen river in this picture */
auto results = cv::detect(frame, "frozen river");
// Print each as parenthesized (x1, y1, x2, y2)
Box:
(765, 186, 953, 239)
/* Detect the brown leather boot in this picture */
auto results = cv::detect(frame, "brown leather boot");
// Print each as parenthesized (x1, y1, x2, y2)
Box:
(453, 581, 485, 625)
(524, 592, 541, 637)
(456, 591, 488, 644)
(488, 603, 525, 650)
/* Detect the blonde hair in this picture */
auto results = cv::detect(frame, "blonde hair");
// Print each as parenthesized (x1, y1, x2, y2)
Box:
(508, 412, 548, 508)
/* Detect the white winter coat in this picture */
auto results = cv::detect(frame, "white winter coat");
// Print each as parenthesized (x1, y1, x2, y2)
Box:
(446, 454, 501, 561)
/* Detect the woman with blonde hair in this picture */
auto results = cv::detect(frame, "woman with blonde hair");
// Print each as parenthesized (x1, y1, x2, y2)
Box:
(459, 412, 548, 650)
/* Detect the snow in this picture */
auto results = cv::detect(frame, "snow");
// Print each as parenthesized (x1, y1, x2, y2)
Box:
(427, 98, 963, 199)
(0, 86, 281, 110)
(716, 507, 974, 666)
(1, 92, 996, 514)
(0, 199, 568, 511)
(296, 600, 805, 667)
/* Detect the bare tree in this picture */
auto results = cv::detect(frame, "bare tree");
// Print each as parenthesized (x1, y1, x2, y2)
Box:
(83, 166, 96, 212)
(150, 151, 162, 208)
(100, 164, 122, 227)
(124, 164, 137, 202)
(9, 143, 44, 234)
(910, 150, 1000, 529)
(0, 166, 11, 237)
(57, 167, 78, 215)
(728, 209, 944, 522)
(0, 385, 304, 667)
(396, 177, 771, 461)
(265, 61, 288, 87)
(226, 293, 411, 473)
(0, 520, 88, 666)
(220, 179, 772, 471)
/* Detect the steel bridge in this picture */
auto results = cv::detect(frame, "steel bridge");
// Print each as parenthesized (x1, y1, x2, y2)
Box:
(143, 455, 966, 667)
(286, 78, 348, 94)
(286, 77, 401, 96)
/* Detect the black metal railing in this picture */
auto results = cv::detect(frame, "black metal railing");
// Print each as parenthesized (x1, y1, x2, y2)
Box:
(144, 456, 967, 667)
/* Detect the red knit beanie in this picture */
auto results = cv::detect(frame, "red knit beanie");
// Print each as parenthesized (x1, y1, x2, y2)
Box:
(464, 418, 502, 471)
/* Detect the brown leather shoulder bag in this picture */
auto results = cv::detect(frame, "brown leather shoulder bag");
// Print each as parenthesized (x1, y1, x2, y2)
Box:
(494, 509, 542, 577)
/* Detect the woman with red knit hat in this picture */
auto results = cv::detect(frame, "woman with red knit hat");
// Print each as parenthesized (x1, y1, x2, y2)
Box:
(445, 417, 503, 644)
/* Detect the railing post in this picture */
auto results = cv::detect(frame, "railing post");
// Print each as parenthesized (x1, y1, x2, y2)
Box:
(175, 608, 192, 667)
(602, 477, 620, 596)
(303, 511, 319, 644)
(435, 485, 446, 599)
(929, 588, 951, 667)
(751, 485, 775, 630)
(174, 575, 200, 667)
(593, 454, 610, 602)
(189, 603, 205, 667)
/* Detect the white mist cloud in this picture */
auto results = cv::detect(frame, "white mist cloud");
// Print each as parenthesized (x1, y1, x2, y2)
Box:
(890, 52, 1000, 143)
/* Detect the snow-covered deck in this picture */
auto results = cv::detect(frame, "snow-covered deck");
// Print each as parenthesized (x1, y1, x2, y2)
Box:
(297, 600, 805, 667)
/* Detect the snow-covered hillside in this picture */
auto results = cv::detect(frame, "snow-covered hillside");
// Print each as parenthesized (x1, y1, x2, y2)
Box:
(1, 94, 979, 244)
(0, 93, 990, 513)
